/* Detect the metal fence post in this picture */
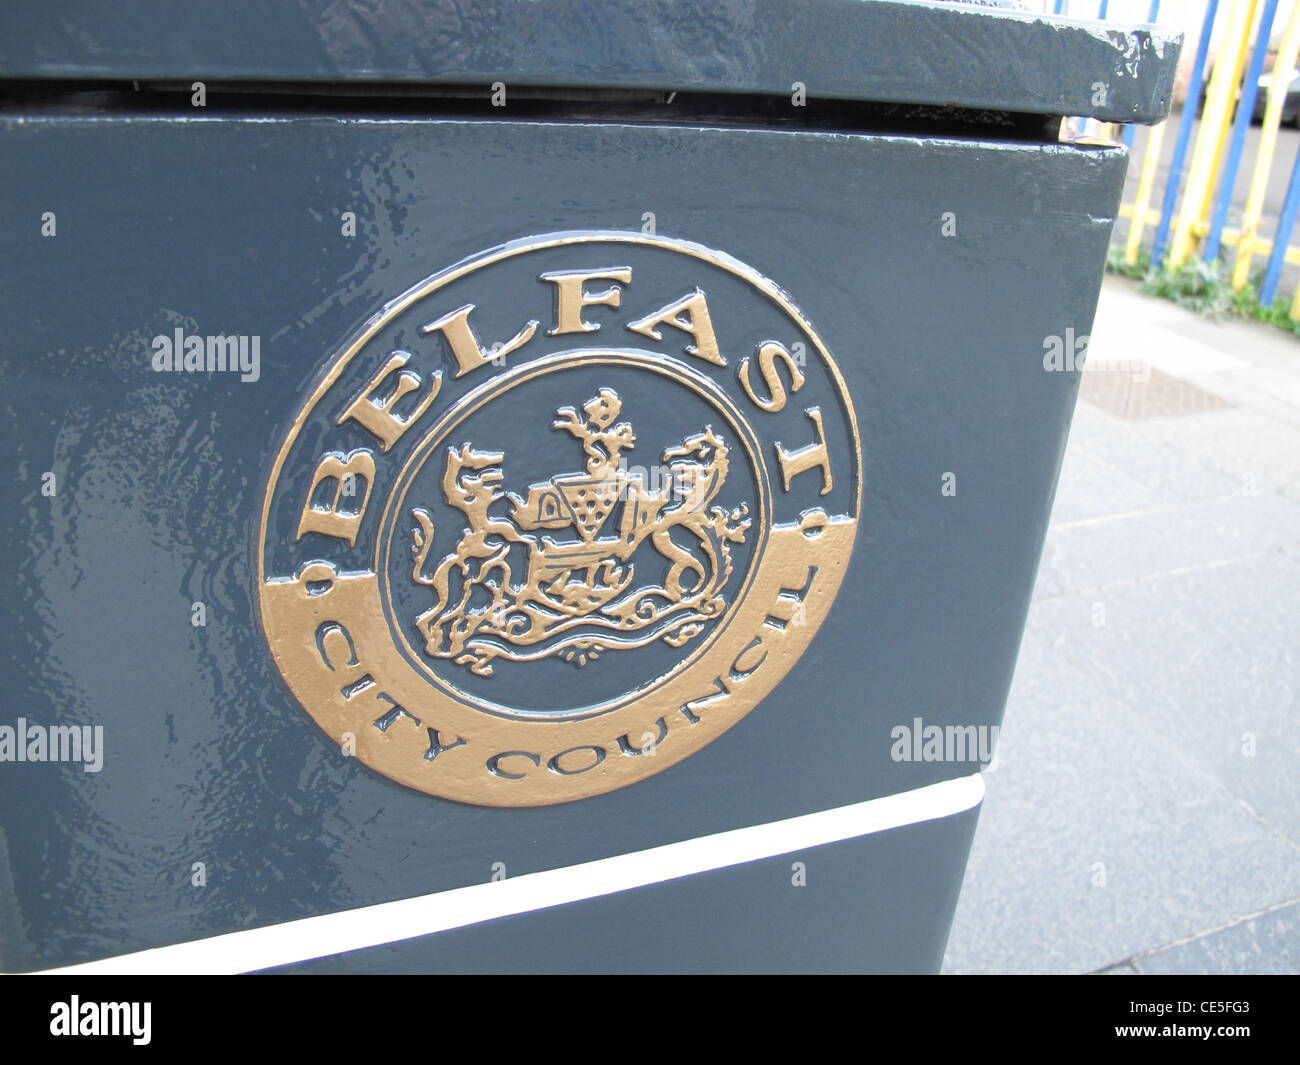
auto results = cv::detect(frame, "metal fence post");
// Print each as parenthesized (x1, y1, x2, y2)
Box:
(1170, 0, 1259, 269)
(1204, 0, 1280, 263)
(1260, 144, 1300, 304)
(1232, 2, 1300, 289)
(1153, 0, 1221, 267)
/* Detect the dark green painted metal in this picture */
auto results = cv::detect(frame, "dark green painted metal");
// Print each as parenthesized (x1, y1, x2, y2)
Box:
(0, 0, 1182, 974)
(267, 807, 982, 975)
(0, 0, 1180, 123)
(1, 113, 1127, 972)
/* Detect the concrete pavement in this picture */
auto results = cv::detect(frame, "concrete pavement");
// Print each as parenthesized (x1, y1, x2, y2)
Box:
(941, 275, 1300, 975)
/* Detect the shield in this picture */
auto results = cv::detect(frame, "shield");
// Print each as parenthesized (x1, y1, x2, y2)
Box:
(555, 474, 621, 541)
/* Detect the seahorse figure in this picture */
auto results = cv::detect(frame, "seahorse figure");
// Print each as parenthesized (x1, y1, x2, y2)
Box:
(410, 444, 528, 671)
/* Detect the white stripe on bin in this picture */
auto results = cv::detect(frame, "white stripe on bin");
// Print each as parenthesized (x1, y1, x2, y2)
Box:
(38, 772, 985, 975)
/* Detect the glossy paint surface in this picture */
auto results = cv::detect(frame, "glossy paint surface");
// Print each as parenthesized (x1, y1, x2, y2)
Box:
(0, 0, 1180, 123)
(1, 114, 1127, 971)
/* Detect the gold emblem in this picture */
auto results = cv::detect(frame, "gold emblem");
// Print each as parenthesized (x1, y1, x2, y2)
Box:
(258, 233, 860, 805)
(409, 388, 751, 674)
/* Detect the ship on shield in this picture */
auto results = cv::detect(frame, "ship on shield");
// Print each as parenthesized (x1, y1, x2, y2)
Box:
(408, 388, 752, 677)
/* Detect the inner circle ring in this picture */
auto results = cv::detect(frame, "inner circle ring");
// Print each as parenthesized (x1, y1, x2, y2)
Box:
(374, 349, 772, 722)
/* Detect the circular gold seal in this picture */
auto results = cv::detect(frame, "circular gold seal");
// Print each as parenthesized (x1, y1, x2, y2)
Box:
(258, 233, 860, 806)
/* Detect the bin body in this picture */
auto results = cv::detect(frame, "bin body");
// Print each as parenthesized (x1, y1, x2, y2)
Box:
(0, 1, 1178, 973)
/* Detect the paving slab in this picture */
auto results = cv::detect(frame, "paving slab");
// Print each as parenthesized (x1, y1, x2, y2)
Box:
(1137, 900, 1300, 975)
(944, 592, 1300, 974)
(942, 276, 1300, 975)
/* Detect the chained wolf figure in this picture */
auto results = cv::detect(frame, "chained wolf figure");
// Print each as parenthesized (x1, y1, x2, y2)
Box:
(409, 388, 752, 676)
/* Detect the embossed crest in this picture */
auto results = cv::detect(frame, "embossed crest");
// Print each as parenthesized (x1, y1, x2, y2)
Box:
(258, 233, 860, 805)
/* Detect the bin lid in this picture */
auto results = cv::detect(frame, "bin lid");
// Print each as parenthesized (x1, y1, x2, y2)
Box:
(0, 0, 1180, 124)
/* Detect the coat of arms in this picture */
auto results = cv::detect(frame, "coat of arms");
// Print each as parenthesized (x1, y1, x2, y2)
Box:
(259, 233, 859, 805)
(408, 388, 752, 676)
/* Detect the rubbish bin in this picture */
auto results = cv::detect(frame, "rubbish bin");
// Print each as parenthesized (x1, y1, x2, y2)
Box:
(0, 1, 1179, 974)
